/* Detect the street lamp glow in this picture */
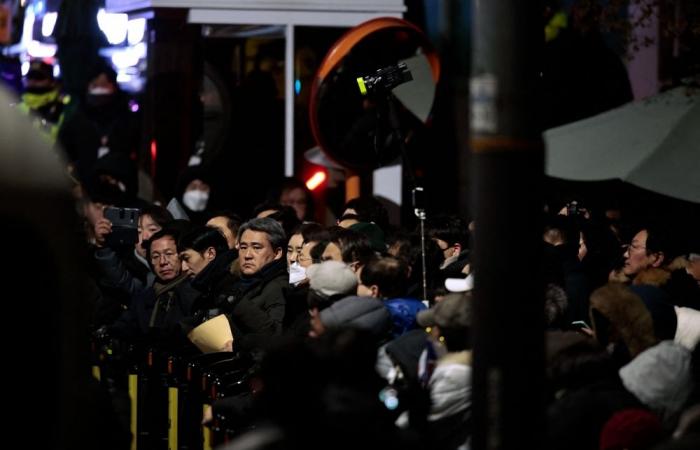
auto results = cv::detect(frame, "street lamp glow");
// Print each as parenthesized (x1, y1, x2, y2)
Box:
(41, 12, 57, 37)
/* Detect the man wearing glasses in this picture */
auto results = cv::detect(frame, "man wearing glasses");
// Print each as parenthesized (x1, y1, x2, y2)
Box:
(110, 228, 198, 345)
(619, 226, 700, 348)
(622, 227, 667, 278)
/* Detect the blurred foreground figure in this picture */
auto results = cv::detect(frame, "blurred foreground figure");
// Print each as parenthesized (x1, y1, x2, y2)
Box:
(0, 86, 129, 449)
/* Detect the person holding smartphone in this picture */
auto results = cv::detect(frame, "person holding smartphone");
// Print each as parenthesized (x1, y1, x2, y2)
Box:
(91, 203, 173, 325)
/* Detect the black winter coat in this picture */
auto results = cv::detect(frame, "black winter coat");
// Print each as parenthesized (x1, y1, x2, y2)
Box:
(218, 258, 289, 351)
(111, 274, 199, 350)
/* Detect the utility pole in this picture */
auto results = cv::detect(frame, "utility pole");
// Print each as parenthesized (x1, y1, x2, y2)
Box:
(469, 1, 545, 449)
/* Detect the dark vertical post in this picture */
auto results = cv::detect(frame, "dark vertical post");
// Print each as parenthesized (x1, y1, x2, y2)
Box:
(450, 0, 474, 219)
(422, 0, 473, 218)
(470, 1, 545, 450)
(144, 9, 202, 200)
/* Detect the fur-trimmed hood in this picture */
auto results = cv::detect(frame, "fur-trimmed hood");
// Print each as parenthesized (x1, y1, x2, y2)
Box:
(589, 284, 657, 359)
(633, 267, 700, 309)
(632, 268, 671, 288)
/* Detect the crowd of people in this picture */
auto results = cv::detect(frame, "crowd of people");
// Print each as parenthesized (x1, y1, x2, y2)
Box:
(78, 162, 699, 450)
(5, 57, 700, 450)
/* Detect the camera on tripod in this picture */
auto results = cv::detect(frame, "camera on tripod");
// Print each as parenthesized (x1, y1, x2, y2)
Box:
(357, 62, 413, 95)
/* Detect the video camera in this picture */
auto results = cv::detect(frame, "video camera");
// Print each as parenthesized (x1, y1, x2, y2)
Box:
(357, 62, 413, 96)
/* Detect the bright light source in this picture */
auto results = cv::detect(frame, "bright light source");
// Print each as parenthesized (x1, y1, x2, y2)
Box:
(111, 43, 146, 69)
(42, 12, 57, 37)
(116, 71, 131, 83)
(127, 18, 146, 45)
(150, 140, 157, 160)
(294, 79, 301, 95)
(21, 61, 30, 76)
(27, 40, 56, 58)
(53, 64, 61, 78)
(97, 9, 128, 45)
(150, 139, 158, 179)
(111, 50, 138, 69)
(22, 11, 35, 46)
(306, 171, 327, 191)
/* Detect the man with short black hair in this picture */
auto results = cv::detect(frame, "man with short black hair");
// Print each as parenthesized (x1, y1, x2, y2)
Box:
(110, 228, 198, 347)
(357, 256, 409, 299)
(619, 225, 700, 345)
(622, 226, 668, 278)
(358, 256, 426, 338)
(206, 210, 242, 250)
(427, 214, 471, 279)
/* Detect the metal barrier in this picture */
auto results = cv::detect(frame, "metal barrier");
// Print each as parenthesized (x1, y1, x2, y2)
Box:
(91, 336, 254, 450)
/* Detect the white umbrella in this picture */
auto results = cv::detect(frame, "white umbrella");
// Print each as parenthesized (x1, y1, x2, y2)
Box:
(544, 87, 700, 203)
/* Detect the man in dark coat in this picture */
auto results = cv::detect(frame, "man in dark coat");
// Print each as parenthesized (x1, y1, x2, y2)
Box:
(219, 218, 289, 351)
(111, 228, 198, 349)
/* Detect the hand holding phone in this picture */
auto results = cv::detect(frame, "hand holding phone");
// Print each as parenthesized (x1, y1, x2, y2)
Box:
(93, 218, 112, 247)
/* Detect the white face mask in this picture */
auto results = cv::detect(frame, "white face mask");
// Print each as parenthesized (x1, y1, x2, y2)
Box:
(183, 189, 209, 212)
(288, 262, 307, 285)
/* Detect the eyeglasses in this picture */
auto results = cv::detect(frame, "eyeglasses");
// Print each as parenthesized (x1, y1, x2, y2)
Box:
(624, 242, 647, 253)
(150, 250, 178, 263)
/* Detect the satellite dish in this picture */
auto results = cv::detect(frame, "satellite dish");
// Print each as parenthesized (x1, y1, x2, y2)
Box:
(309, 17, 440, 172)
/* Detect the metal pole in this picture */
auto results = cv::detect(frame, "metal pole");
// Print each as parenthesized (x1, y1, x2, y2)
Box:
(285, 23, 295, 177)
(469, 1, 545, 450)
(419, 214, 428, 301)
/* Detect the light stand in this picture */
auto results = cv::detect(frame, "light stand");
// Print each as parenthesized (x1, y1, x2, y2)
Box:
(412, 187, 428, 302)
(359, 62, 430, 301)
(385, 90, 429, 302)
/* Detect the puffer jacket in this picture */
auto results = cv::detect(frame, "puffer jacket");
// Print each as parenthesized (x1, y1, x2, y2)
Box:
(428, 350, 472, 421)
